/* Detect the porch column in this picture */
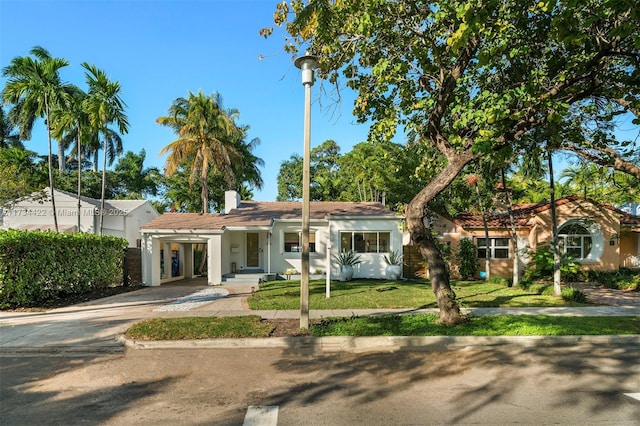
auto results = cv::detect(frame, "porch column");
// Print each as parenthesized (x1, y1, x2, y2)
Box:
(326, 222, 332, 298)
(184, 243, 194, 279)
(162, 242, 171, 281)
(207, 234, 223, 285)
(142, 236, 162, 286)
(267, 232, 272, 274)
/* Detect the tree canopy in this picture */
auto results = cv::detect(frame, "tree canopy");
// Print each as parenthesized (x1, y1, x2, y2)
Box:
(266, 0, 640, 324)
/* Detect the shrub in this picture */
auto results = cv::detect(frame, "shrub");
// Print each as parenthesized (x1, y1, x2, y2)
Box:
(523, 245, 581, 282)
(458, 238, 478, 279)
(561, 286, 588, 303)
(518, 278, 533, 291)
(583, 269, 639, 291)
(0, 230, 127, 309)
(488, 276, 509, 287)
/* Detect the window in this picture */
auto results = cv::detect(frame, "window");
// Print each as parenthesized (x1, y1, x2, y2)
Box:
(340, 231, 391, 253)
(558, 223, 592, 260)
(284, 232, 315, 253)
(477, 238, 510, 259)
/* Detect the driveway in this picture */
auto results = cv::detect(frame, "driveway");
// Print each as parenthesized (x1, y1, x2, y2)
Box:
(1, 281, 639, 355)
(0, 285, 212, 354)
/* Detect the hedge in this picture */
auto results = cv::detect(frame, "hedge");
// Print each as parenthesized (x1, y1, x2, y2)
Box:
(0, 229, 128, 309)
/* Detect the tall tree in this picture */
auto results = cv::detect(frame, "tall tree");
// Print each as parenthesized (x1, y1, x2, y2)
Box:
(276, 139, 341, 201)
(51, 85, 88, 230)
(82, 62, 129, 235)
(0, 147, 46, 203)
(157, 91, 242, 213)
(2, 46, 75, 230)
(466, 174, 491, 280)
(277, 153, 304, 201)
(0, 107, 23, 149)
(113, 149, 161, 199)
(266, 0, 640, 324)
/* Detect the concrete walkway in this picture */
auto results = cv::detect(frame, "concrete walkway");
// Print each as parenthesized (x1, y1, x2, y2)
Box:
(1, 281, 639, 354)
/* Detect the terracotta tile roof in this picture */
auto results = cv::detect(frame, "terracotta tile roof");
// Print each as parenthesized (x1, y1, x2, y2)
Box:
(142, 201, 398, 231)
(452, 196, 640, 228)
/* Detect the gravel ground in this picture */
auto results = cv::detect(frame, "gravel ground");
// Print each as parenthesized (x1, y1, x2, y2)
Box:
(152, 288, 229, 312)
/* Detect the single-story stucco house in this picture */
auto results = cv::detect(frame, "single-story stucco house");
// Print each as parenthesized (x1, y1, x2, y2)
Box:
(0, 187, 159, 248)
(140, 190, 403, 286)
(429, 196, 640, 279)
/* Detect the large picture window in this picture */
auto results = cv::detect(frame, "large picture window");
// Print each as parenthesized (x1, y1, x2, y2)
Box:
(558, 223, 592, 260)
(284, 232, 315, 253)
(477, 238, 510, 259)
(340, 231, 390, 253)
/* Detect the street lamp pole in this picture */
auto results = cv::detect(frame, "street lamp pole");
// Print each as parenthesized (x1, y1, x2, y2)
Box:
(294, 53, 319, 330)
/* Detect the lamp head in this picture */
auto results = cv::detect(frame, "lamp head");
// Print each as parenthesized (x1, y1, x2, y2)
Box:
(294, 53, 319, 86)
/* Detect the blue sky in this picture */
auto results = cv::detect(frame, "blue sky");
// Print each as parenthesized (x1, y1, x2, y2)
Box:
(0, 0, 369, 201)
(2, 1, 638, 204)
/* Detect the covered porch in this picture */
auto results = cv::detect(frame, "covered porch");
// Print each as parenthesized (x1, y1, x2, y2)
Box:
(141, 232, 223, 286)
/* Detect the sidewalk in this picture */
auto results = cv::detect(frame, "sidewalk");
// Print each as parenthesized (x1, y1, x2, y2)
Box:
(1, 283, 639, 354)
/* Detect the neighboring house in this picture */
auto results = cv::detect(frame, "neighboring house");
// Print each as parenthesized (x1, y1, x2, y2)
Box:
(140, 190, 403, 285)
(428, 196, 640, 279)
(0, 187, 159, 248)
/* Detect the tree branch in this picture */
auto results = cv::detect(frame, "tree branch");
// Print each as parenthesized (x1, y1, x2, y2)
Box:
(562, 143, 640, 180)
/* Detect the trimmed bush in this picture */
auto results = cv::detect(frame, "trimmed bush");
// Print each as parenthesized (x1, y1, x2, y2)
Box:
(0, 230, 128, 309)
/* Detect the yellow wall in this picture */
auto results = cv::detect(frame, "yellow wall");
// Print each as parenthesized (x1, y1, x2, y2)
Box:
(430, 199, 638, 279)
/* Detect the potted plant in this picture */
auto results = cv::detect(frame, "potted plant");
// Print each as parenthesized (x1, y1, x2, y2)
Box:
(383, 250, 404, 280)
(333, 249, 362, 281)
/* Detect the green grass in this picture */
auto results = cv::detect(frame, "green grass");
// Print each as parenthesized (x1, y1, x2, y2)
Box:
(310, 315, 640, 336)
(125, 315, 273, 340)
(124, 278, 638, 340)
(123, 314, 640, 340)
(247, 279, 590, 310)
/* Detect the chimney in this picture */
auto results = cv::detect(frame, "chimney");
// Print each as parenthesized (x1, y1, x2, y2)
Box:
(224, 190, 241, 214)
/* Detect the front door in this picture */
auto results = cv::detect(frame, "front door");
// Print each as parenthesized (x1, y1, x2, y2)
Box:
(246, 233, 259, 268)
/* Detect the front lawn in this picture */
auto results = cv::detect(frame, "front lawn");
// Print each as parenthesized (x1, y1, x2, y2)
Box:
(247, 279, 590, 310)
(124, 314, 640, 340)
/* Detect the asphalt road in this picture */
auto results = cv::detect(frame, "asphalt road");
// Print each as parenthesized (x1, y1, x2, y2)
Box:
(2, 345, 639, 425)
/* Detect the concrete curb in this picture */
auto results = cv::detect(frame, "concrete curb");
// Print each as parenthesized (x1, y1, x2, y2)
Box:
(119, 334, 640, 353)
(0, 344, 125, 356)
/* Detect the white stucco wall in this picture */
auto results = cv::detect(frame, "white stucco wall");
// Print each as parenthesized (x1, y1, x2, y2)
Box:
(2, 191, 159, 247)
(326, 217, 403, 279)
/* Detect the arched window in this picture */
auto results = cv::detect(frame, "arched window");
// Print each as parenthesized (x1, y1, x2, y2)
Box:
(558, 222, 593, 260)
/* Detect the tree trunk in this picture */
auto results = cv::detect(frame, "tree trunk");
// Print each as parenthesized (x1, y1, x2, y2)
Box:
(475, 182, 490, 281)
(501, 169, 519, 287)
(58, 140, 65, 172)
(99, 134, 107, 236)
(93, 150, 99, 172)
(77, 123, 82, 232)
(197, 178, 209, 274)
(44, 95, 59, 232)
(547, 149, 562, 296)
(406, 154, 475, 325)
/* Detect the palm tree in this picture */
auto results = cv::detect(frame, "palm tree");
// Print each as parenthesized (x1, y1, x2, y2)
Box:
(157, 90, 242, 213)
(0, 107, 23, 149)
(158, 90, 245, 275)
(83, 126, 123, 172)
(232, 124, 264, 191)
(2, 46, 75, 231)
(50, 85, 88, 231)
(81, 63, 129, 235)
